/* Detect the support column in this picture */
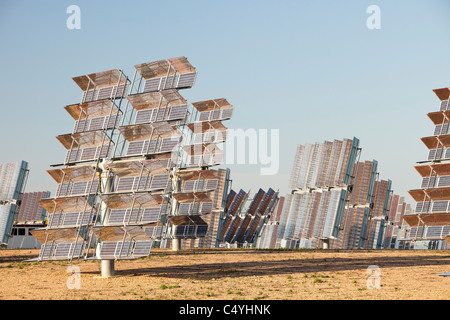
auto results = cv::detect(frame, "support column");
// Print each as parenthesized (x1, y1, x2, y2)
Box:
(101, 259, 115, 278)
(100, 159, 115, 278)
(172, 238, 181, 251)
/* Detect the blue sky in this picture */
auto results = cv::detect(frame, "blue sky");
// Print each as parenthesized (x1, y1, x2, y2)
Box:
(1, 0, 450, 204)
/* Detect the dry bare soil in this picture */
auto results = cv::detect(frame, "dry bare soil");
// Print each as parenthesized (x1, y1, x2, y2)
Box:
(0, 248, 449, 300)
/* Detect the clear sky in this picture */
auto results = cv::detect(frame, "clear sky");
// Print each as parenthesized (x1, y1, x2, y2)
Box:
(1, 0, 450, 205)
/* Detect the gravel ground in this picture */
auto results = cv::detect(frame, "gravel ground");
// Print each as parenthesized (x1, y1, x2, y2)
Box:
(0, 248, 449, 300)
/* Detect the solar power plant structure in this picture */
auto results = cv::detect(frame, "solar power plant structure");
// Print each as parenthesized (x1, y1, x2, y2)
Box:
(357, 179, 392, 249)
(31, 56, 234, 262)
(0, 161, 29, 244)
(382, 195, 410, 249)
(256, 196, 285, 249)
(277, 138, 361, 249)
(337, 160, 378, 249)
(217, 188, 279, 246)
(177, 167, 231, 249)
(16, 191, 51, 222)
(405, 86, 450, 243)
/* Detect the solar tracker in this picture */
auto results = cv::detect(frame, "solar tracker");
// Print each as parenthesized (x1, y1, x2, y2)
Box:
(33, 57, 235, 277)
(403, 86, 450, 256)
(216, 188, 279, 246)
(279, 138, 369, 249)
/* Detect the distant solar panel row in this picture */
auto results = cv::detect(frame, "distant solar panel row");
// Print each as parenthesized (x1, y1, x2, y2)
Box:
(227, 190, 247, 216)
(257, 188, 276, 215)
(243, 215, 262, 243)
(224, 216, 242, 243)
(231, 215, 252, 244)
(223, 188, 278, 245)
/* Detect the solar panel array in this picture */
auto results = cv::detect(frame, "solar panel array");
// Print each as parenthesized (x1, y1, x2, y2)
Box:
(217, 188, 279, 246)
(278, 137, 395, 249)
(404, 86, 450, 245)
(33, 57, 234, 261)
(278, 138, 361, 248)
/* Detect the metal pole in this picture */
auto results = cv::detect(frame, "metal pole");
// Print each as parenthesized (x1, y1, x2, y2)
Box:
(99, 159, 115, 277)
(172, 237, 181, 251)
(101, 259, 114, 278)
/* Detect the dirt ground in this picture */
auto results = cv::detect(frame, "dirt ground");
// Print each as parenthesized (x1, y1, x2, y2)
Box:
(0, 248, 449, 300)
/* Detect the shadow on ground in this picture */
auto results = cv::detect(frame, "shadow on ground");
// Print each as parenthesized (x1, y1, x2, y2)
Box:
(2, 248, 449, 280)
(94, 250, 450, 280)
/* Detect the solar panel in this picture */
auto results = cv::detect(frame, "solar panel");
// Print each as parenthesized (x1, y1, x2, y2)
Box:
(224, 190, 236, 213)
(99, 192, 164, 210)
(144, 225, 164, 239)
(177, 201, 213, 215)
(247, 189, 265, 216)
(107, 208, 160, 225)
(97, 241, 135, 259)
(231, 215, 252, 244)
(181, 179, 218, 192)
(218, 215, 232, 241)
(150, 174, 170, 190)
(73, 69, 127, 91)
(243, 215, 262, 243)
(134, 57, 196, 92)
(48, 211, 95, 228)
(192, 99, 233, 122)
(168, 215, 208, 239)
(258, 188, 276, 215)
(65, 145, 111, 164)
(39, 242, 85, 260)
(228, 189, 247, 216)
(56, 180, 97, 197)
(224, 216, 242, 243)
